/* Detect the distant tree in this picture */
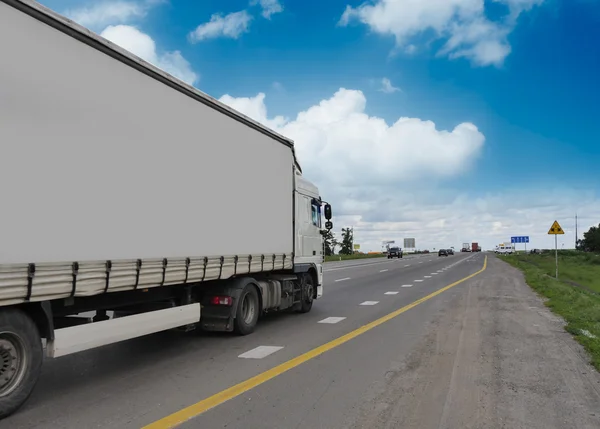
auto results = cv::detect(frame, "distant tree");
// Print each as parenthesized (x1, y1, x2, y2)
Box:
(339, 228, 354, 255)
(323, 230, 338, 256)
(578, 223, 600, 252)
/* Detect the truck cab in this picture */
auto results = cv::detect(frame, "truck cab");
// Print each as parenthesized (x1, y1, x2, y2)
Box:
(294, 172, 330, 297)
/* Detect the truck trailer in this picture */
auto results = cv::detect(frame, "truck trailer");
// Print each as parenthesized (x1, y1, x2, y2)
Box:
(0, 0, 333, 418)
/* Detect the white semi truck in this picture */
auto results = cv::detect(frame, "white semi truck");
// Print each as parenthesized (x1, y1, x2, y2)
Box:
(0, 0, 333, 418)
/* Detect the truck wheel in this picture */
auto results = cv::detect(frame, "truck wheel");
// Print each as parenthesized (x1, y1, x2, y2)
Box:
(296, 274, 314, 314)
(0, 309, 43, 419)
(233, 285, 260, 336)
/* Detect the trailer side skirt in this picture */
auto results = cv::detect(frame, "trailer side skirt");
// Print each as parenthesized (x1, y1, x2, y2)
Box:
(46, 303, 201, 358)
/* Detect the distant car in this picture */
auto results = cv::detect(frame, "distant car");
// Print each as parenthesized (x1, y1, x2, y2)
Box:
(447, 248, 454, 255)
(388, 247, 403, 258)
(438, 249, 448, 257)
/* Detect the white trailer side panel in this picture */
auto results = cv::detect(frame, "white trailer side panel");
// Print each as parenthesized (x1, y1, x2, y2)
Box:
(0, 1, 294, 265)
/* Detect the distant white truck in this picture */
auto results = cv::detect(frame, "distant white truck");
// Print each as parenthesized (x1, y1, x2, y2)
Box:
(0, 0, 333, 418)
(495, 244, 515, 254)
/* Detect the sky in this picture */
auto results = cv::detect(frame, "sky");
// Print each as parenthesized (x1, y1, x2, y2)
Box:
(39, 0, 600, 252)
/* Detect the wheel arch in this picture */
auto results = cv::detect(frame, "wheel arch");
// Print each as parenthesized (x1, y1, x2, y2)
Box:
(294, 263, 319, 299)
(12, 302, 54, 341)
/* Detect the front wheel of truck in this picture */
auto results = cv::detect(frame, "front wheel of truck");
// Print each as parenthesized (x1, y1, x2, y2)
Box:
(0, 309, 43, 419)
(296, 273, 314, 314)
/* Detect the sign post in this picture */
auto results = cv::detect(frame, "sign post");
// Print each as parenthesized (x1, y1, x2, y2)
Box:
(510, 236, 530, 253)
(547, 220, 565, 279)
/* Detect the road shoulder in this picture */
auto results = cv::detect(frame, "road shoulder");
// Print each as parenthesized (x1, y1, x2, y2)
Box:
(347, 255, 600, 429)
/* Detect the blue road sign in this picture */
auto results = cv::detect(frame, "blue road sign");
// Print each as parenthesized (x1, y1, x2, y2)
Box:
(511, 236, 530, 244)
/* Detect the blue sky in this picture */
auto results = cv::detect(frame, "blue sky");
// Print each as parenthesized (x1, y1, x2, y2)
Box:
(39, 0, 600, 250)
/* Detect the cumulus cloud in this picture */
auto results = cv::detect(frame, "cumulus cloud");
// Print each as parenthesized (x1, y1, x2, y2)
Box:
(101, 25, 199, 84)
(63, 0, 164, 31)
(188, 11, 253, 42)
(220, 88, 484, 188)
(250, 0, 284, 19)
(339, 0, 545, 67)
(379, 77, 401, 93)
(218, 88, 598, 252)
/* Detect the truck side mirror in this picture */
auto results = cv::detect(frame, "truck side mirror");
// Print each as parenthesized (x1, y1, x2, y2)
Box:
(324, 204, 332, 220)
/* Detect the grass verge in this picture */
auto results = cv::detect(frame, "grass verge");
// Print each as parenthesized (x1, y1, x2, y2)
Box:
(324, 253, 386, 262)
(500, 251, 600, 371)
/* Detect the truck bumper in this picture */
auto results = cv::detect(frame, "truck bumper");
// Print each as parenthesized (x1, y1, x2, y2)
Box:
(317, 263, 323, 298)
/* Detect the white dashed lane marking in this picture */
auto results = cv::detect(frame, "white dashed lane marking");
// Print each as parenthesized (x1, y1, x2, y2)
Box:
(318, 317, 346, 324)
(360, 301, 379, 306)
(335, 278, 351, 282)
(401, 284, 413, 288)
(415, 279, 424, 282)
(384, 291, 399, 295)
(380, 269, 388, 273)
(238, 346, 284, 359)
(424, 276, 432, 278)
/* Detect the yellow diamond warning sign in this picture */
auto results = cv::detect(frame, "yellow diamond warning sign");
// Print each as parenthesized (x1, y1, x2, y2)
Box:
(547, 220, 565, 235)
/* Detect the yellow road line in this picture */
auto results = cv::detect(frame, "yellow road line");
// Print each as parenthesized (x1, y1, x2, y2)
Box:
(143, 256, 488, 429)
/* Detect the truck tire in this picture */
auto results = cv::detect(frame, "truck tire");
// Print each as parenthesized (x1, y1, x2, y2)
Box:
(233, 285, 260, 336)
(0, 309, 43, 419)
(296, 273, 314, 314)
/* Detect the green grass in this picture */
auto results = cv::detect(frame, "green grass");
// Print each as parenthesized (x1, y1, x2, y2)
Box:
(515, 250, 600, 293)
(324, 253, 387, 262)
(500, 251, 600, 371)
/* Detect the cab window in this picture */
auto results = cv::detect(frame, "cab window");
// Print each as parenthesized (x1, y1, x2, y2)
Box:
(311, 202, 321, 227)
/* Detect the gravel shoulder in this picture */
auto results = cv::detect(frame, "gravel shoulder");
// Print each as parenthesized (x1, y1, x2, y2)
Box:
(348, 255, 600, 429)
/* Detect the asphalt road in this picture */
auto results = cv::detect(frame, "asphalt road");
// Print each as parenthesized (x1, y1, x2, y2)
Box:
(5, 252, 600, 429)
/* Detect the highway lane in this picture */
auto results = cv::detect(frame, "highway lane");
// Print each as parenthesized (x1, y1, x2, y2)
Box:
(4, 252, 480, 429)
(323, 252, 434, 271)
(171, 254, 600, 429)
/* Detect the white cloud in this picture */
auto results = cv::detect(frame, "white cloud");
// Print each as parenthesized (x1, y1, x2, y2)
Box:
(220, 88, 484, 189)
(63, 0, 163, 31)
(379, 77, 401, 93)
(218, 88, 599, 253)
(339, 0, 545, 67)
(188, 10, 253, 42)
(250, 0, 284, 19)
(101, 25, 199, 84)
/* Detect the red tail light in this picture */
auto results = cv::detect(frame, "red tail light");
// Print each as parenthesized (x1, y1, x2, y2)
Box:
(210, 296, 233, 306)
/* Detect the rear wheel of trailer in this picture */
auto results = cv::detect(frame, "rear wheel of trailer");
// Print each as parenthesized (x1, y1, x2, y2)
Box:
(0, 309, 43, 419)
